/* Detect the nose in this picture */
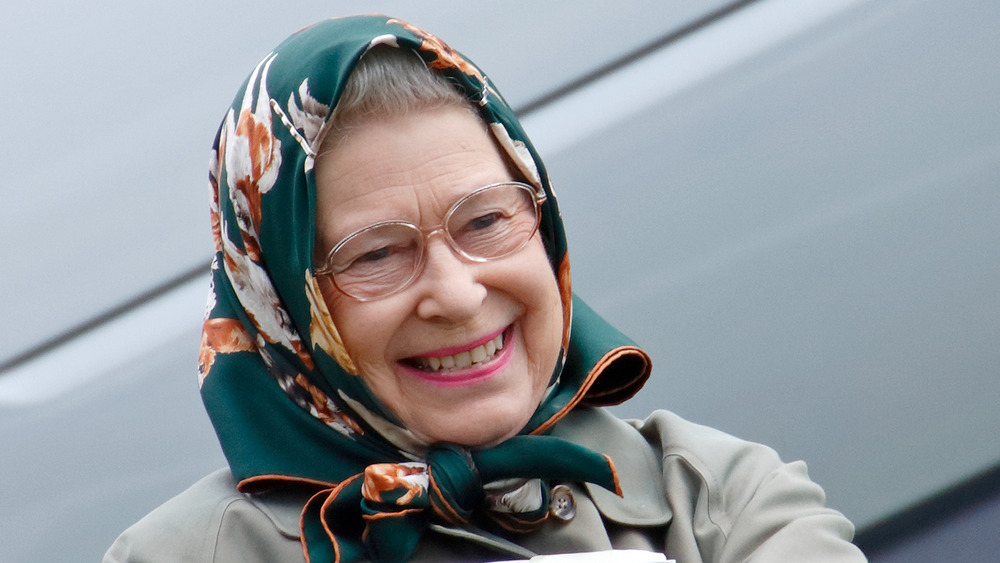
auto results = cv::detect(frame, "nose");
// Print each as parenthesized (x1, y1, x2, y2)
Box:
(414, 235, 487, 321)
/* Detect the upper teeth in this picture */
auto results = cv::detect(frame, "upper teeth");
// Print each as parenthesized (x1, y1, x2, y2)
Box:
(419, 333, 504, 372)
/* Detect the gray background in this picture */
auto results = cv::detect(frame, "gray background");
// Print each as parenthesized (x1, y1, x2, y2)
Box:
(2, 0, 997, 560)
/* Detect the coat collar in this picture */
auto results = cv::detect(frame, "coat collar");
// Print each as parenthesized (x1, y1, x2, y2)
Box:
(549, 407, 672, 526)
(245, 406, 671, 541)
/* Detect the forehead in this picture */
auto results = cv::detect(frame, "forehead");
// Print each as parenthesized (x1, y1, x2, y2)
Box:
(313, 107, 512, 239)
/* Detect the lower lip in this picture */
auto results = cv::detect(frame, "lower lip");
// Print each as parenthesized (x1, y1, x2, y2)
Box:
(400, 328, 516, 388)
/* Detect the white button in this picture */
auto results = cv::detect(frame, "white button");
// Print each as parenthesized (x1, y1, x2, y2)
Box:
(549, 484, 576, 521)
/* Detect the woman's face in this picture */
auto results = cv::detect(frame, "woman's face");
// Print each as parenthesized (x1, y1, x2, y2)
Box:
(314, 106, 563, 447)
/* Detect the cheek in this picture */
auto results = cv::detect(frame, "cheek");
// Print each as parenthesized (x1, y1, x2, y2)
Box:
(319, 280, 351, 342)
(316, 273, 340, 309)
(318, 278, 379, 367)
(537, 281, 564, 367)
(521, 248, 565, 385)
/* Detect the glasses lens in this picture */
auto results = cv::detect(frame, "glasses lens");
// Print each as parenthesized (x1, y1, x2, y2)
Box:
(329, 223, 422, 300)
(446, 183, 540, 260)
(323, 183, 542, 301)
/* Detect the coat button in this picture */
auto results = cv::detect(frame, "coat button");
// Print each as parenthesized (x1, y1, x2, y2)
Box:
(549, 484, 576, 521)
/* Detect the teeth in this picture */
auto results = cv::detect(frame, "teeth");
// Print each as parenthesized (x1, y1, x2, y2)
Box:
(470, 346, 487, 364)
(416, 334, 504, 372)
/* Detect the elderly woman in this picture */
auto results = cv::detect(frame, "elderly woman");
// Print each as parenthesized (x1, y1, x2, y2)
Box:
(105, 15, 866, 563)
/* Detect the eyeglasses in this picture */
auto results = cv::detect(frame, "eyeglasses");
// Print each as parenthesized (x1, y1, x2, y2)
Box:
(315, 181, 546, 301)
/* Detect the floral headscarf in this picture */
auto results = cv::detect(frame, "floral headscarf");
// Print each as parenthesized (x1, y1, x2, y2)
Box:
(200, 15, 651, 562)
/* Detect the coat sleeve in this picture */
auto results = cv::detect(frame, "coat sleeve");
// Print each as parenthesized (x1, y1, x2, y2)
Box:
(714, 459, 866, 562)
(634, 410, 867, 562)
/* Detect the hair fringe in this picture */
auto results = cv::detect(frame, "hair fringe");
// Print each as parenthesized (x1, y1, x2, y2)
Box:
(321, 45, 477, 153)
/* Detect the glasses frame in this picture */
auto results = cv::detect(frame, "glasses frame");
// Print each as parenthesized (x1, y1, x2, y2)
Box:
(315, 181, 547, 301)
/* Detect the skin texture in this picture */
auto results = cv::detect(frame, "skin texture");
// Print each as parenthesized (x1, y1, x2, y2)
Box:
(314, 107, 563, 447)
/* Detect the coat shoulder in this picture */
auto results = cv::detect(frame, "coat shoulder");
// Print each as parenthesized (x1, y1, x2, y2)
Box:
(554, 408, 867, 562)
(102, 468, 304, 562)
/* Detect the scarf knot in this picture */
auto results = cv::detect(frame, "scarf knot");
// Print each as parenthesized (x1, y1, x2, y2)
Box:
(302, 436, 622, 562)
(425, 443, 483, 523)
(355, 444, 486, 562)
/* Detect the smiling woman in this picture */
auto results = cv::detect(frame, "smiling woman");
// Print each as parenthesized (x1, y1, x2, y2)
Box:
(103, 14, 866, 563)
(313, 99, 563, 448)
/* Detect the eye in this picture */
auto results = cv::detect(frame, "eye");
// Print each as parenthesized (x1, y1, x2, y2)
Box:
(343, 241, 417, 272)
(466, 212, 503, 231)
(355, 246, 391, 263)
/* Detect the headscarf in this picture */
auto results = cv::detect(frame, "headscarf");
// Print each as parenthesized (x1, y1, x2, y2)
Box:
(200, 15, 651, 562)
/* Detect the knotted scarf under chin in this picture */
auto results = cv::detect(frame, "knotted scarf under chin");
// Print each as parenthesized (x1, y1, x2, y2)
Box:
(300, 436, 622, 563)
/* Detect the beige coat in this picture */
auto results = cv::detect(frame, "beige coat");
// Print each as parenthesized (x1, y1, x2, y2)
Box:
(103, 408, 867, 562)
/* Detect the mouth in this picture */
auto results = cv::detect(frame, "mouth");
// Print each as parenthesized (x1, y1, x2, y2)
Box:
(405, 328, 508, 373)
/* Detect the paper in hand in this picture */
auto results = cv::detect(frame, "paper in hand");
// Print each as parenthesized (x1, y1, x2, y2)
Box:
(489, 549, 672, 562)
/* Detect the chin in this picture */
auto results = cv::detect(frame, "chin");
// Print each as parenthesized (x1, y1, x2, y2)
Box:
(416, 409, 529, 448)
(465, 425, 520, 449)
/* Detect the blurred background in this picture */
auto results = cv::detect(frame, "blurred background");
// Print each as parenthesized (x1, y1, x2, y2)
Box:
(2, 0, 998, 560)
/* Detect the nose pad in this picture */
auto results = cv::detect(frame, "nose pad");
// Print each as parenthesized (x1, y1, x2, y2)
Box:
(414, 235, 487, 321)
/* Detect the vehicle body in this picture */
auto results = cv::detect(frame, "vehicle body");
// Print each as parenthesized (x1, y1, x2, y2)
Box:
(2, 1, 998, 560)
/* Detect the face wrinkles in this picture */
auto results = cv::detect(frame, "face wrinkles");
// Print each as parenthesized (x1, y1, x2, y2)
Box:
(314, 106, 562, 447)
(316, 125, 508, 250)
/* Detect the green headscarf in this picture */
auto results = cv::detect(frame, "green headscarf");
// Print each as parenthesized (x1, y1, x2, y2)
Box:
(201, 15, 651, 562)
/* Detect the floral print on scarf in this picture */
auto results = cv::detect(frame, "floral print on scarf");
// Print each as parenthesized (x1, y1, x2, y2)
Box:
(199, 15, 651, 563)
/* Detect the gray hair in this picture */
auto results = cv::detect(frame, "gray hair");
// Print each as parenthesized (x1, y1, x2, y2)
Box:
(322, 45, 478, 149)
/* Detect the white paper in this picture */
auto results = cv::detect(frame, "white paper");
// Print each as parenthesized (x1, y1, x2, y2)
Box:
(490, 549, 672, 562)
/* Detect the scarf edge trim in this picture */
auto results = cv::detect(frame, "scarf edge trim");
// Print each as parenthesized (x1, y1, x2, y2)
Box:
(530, 345, 648, 436)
